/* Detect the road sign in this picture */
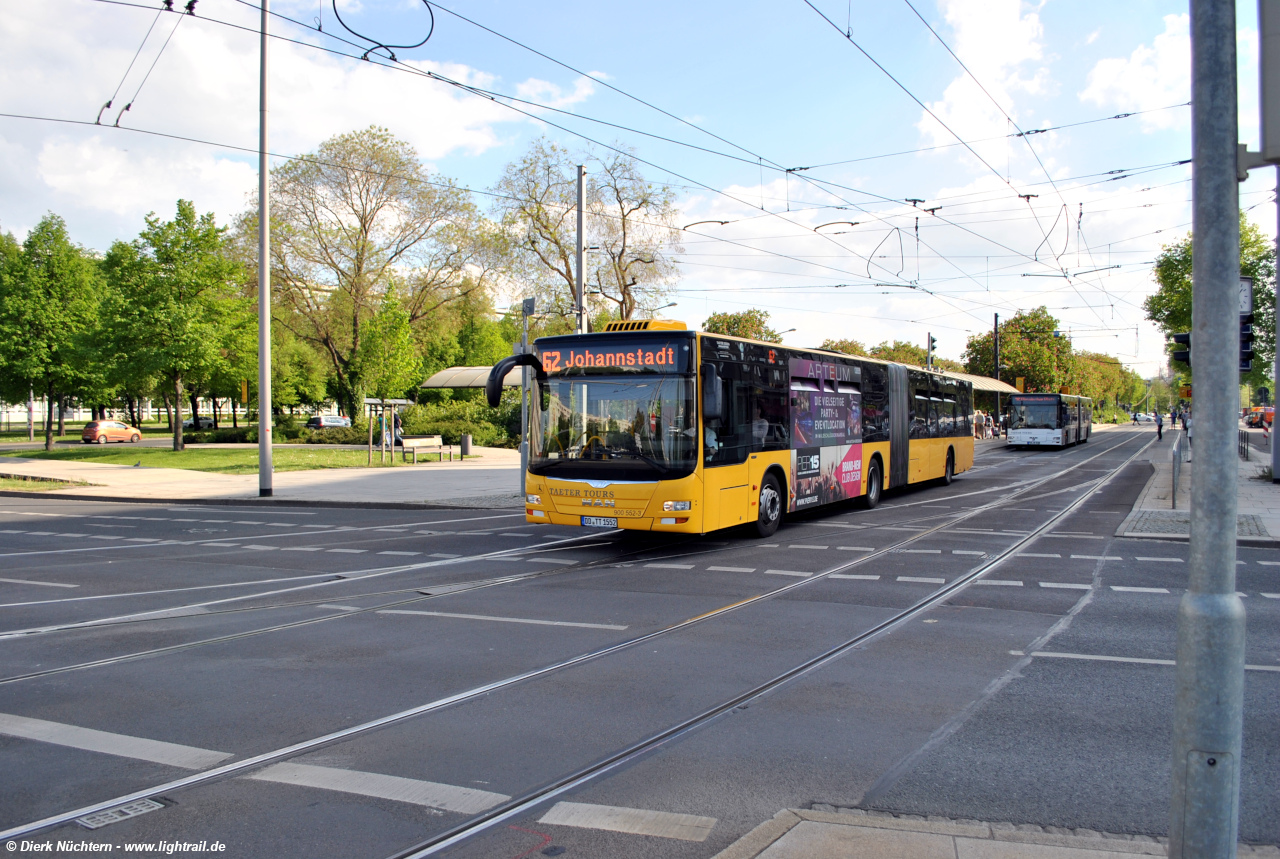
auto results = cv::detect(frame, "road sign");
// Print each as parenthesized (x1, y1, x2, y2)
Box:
(1015, 377, 1025, 392)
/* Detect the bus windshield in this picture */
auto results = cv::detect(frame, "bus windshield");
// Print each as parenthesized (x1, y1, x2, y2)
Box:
(1010, 401, 1059, 430)
(530, 375, 697, 480)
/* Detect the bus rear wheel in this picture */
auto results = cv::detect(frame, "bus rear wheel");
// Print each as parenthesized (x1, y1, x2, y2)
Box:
(862, 460, 883, 509)
(755, 474, 783, 538)
(941, 450, 954, 485)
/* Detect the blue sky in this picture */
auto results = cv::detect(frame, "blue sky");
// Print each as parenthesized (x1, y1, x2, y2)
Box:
(1, 0, 1274, 374)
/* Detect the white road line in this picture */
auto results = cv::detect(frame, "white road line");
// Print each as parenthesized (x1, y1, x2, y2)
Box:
(953, 550, 985, 556)
(1011, 650, 1280, 673)
(645, 563, 694, 569)
(764, 569, 812, 577)
(378, 610, 627, 631)
(1039, 582, 1091, 590)
(326, 549, 366, 554)
(281, 547, 324, 552)
(974, 580, 1022, 586)
(0, 529, 24, 533)
(1043, 534, 1105, 539)
(539, 801, 716, 842)
(0, 713, 232, 769)
(1072, 555, 1123, 560)
(429, 553, 460, 559)
(1111, 586, 1170, 594)
(898, 576, 946, 584)
(900, 549, 942, 554)
(1018, 553, 1060, 558)
(1261, 593, 1279, 599)
(88, 535, 122, 540)
(27, 531, 55, 536)
(707, 566, 756, 573)
(1004, 508, 1036, 511)
(378, 551, 420, 556)
(317, 605, 361, 612)
(527, 558, 577, 565)
(242, 545, 279, 551)
(829, 573, 880, 580)
(248, 762, 509, 814)
(1257, 561, 1280, 567)
(0, 577, 78, 589)
(202, 543, 239, 548)
(789, 544, 829, 550)
(1135, 557, 1184, 562)
(124, 538, 161, 543)
(837, 546, 875, 551)
(56, 533, 86, 538)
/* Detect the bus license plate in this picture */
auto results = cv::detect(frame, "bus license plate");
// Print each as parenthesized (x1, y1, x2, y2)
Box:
(581, 516, 618, 528)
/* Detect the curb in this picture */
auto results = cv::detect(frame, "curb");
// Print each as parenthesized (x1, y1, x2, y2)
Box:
(0, 490, 514, 511)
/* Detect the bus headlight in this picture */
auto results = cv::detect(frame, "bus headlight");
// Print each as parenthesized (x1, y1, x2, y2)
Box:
(662, 501, 691, 511)
(526, 494, 542, 505)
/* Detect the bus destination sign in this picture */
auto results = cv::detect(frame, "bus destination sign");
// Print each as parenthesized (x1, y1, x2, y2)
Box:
(539, 338, 691, 374)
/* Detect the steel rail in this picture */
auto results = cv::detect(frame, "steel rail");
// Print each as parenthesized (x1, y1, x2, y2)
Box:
(0, 431, 1149, 841)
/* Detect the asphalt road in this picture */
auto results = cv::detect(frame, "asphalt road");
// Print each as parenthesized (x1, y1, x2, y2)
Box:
(0, 428, 1275, 858)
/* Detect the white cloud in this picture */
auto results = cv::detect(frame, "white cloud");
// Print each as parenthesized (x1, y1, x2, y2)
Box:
(1078, 15, 1189, 130)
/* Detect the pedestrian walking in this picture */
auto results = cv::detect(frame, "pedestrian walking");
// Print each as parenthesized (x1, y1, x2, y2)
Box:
(1155, 410, 1163, 441)
(1132, 411, 1139, 426)
(1181, 411, 1188, 431)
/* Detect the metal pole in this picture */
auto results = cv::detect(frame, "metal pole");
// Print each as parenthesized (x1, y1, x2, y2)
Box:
(256, 0, 273, 497)
(1170, 1, 1246, 855)
(1265, 0, 1280, 481)
(993, 313, 1001, 433)
(575, 165, 586, 335)
(519, 299, 532, 496)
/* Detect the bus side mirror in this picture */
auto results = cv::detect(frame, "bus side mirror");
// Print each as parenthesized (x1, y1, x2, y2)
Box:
(486, 353, 546, 408)
(701, 363, 723, 423)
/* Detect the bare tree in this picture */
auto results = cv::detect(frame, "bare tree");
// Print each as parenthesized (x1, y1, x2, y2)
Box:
(493, 139, 681, 323)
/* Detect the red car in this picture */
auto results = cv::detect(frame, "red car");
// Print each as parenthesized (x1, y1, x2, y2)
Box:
(81, 420, 142, 444)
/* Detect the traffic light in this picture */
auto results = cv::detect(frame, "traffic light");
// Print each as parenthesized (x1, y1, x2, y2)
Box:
(1240, 313, 1254, 372)
(1171, 332, 1191, 366)
(926, 333, 936, 367)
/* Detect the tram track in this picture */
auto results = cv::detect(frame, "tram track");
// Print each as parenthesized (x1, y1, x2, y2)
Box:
(0, 430, 1152, 842)
(0, 434, 1132, 646)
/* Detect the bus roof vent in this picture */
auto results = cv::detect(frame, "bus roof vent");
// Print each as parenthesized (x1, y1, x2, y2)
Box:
(600, 319, 687, 332)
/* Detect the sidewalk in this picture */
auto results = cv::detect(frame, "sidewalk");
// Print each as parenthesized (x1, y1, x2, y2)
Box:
(712, 808, 1278, 859)
(1116, 427, 1278, 546)
(0, 445, 524, 509)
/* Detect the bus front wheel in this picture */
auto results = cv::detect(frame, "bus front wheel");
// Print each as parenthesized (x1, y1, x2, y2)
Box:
(863, 460, 883, 509)
(755, 474, 783, 538)
(941, 450, 954, 485)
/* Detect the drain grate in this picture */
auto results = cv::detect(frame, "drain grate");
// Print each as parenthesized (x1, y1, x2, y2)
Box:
(76, 798, 164, 830)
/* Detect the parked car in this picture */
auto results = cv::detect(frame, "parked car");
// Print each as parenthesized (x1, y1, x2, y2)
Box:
(182, 416, 215, 429)
(306, 415, 352, 429)
(1132, 413, 1154, 423)
(81, 420, 142, 444)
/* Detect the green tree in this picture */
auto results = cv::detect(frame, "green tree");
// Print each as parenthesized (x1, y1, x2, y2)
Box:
(819, 337, 867, 356)
(0, 214, 102, 449)
(964, 307, 1074, 393)
(353, 292, 421, 402)
(702, 308, 783, 342)
(1144, 212, 1276, 386)
(103, 200, 246, 450)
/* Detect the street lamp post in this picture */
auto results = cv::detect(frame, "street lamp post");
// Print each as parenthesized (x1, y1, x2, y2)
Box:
(257, 0, 273, 497)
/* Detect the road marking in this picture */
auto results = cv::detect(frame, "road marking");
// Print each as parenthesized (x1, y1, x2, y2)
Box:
(1261, 593, 1279, 599)
(829, 573, 880, 580)
(838, 546, 875, 551)
(1257, 561, 1280, 567)
(0, 577, 77, 589)
(248, 762, 509, 814)
(124, 538, 161, 543)
(56, 533, 86, 538)
(527, 558, 578, 565)
(1018, 553, 1060, 558)
(789, 544, 828, 550)
(378, 551, 420, 556)
(201, 542, 240, 547)
(233, 521, 263, 525)
(1039, 582, 1091, 590)
(898, 576, 946, 583)
(1011, 650, 1280, 673)
(974, 579, 1022, 586)
(1004, 508, 1036, 512)
(242, 545, 279, 551)
(1043, 534, 1105, 539)
(539, 801, 716, 842)
(27, 531, 55, 536)
(1136, 557, 1184, 562)
(327, 549, 367, 554)
(764, 569, 812, 577)
(645, 563, 694, 569)
(0, 713, 232, 769)
(378, 610, 628, 631)
(953, 550, 985, 556)
(1111, 585, 1170, 593)
(707, 566, 756, 573)
(429, 553, 460, 559)
(281, 547, 324, 552)
(900, 549, 942, 554)
(317, 605, 361, 612)
(0, 529, 23, 533)
(1072, 555, 1123, 560)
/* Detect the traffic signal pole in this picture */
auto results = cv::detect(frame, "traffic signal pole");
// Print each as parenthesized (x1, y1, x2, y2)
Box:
(1169, 1, 1246, 854)
(257, 0, 273, 497)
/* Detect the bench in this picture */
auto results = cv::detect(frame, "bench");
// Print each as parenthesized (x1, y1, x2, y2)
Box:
(401, 435, 452, 464)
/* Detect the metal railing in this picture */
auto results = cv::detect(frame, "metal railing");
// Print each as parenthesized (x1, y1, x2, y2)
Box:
(1238, 429, 1251, 461)
(1171, 432, 1183, 510)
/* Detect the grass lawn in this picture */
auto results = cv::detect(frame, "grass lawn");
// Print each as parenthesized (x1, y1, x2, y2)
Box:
(0, 476, 78, 492)
(0, 446, 454, 474)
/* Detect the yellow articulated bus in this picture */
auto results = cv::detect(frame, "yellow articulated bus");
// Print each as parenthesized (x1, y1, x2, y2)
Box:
(486, 320, 974, 538)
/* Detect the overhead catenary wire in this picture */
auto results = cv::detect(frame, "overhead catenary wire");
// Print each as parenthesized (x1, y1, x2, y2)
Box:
(95, 2, 164, 123)
(111, 1, 192, 127)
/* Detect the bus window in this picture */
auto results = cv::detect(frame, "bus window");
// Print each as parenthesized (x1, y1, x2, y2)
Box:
(862, 362, 890, 443)
(706, 361, 752, 466)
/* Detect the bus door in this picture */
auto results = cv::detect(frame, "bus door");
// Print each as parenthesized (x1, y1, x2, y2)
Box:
(702, 359, 752, 531)
(886, 363, 910, 489)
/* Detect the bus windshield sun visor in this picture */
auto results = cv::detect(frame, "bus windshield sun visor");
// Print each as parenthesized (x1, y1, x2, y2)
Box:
(486, 353, 546, 408)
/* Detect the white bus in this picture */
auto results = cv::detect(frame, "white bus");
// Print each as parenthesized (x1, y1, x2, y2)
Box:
(1007, 393, 1092, 448)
